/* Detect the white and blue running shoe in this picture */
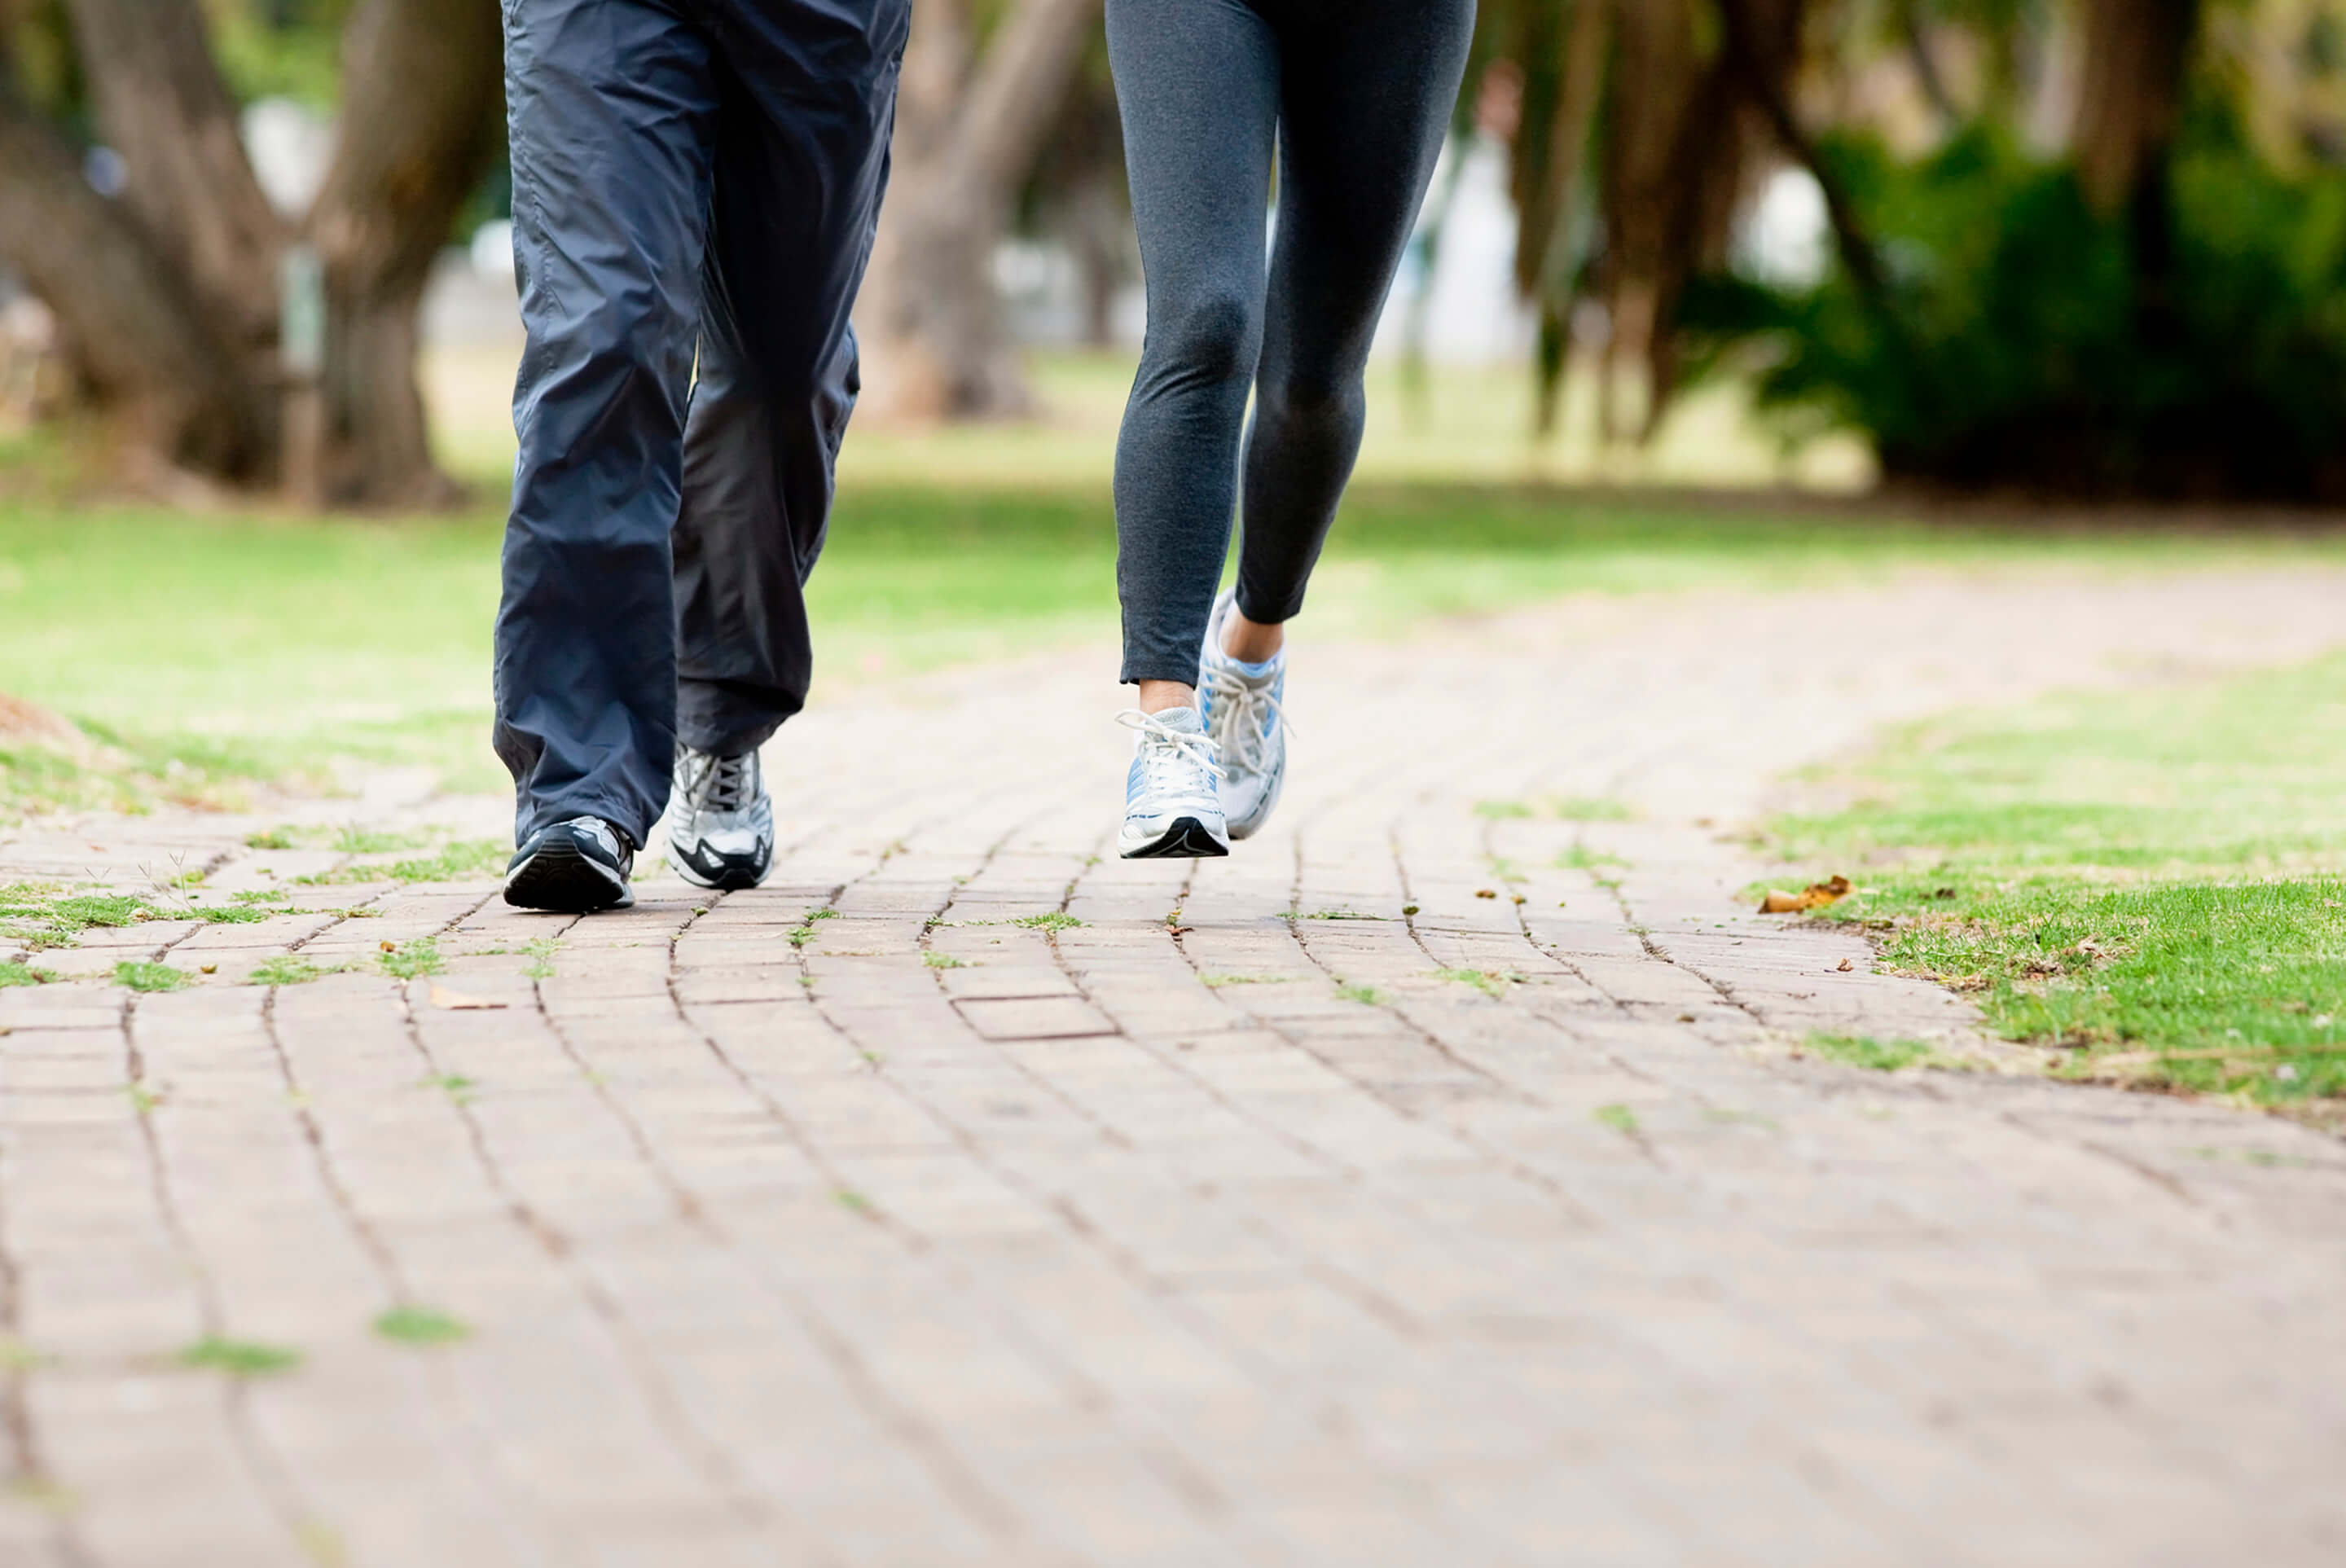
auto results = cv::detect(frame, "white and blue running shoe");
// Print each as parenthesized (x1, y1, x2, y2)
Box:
(1198, 590, 1289, 841)
(1116, 705, 1230, 859)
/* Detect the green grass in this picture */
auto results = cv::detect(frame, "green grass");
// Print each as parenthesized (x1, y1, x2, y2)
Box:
(1013, 912, 1083, 933)
(1335, 981, 1386, 1005)
(1593, 1104, 1639, 1133)
(1555, 845, 1629, 872)
(1550, 796, 1636, 823)
(180, 903, 271, 925)
(422, 1072, 476, 1104)
(372, 1306, 470, 1346)
(297, 838, 505, 886)
(1764, 650, 2346, 1112)
(921, 951, 968, 969)
(1, 884, 156, 949)
(379, 938, 443, 980)
(113, 960, 187, 992)
(0, 960, 54, 987)
(11, 409, 2346, 821)
(1433, 967, 1524, 999)
(248, 955, 327, 987)
(178, 1337, 302, 1376)
(1803, 1034, 1951, 1072)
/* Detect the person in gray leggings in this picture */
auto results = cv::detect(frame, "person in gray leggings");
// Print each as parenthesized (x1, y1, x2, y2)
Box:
(1106, 0, 1476, 860)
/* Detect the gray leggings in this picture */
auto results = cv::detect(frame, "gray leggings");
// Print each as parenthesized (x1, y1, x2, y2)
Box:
(1106, 0, 1474, 684)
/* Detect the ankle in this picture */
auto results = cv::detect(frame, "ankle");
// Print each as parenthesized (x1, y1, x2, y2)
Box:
(1137, 679, 1197, 714)
(1222, 608, 1284, 664)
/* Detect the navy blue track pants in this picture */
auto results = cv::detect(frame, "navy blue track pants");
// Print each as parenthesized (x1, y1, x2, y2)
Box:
(492, 0, 910, 847)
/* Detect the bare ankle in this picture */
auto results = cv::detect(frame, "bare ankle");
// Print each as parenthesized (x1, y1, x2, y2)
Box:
(1223, 608, 1285, 663)
(1137, 679, 1197, 714)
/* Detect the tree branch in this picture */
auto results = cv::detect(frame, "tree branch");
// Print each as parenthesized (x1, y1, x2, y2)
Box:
(1712, 0, 1890, 310)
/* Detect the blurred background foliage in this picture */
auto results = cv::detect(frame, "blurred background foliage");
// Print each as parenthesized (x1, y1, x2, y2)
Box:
(3, 0, 2346, 503)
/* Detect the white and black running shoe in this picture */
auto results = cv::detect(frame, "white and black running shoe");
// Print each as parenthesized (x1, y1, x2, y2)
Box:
(504, 816, 636, 911)
(665, 745, 774, 890)
(1116, 706, 1231, 859)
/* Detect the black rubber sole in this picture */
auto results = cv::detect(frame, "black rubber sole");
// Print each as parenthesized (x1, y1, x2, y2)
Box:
(503, 838, 635, 911)
(670, 839, 772, 892)
(1121, 817, 1232, 860)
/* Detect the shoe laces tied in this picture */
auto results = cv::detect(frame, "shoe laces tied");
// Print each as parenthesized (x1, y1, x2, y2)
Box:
(1202, 664, 1291, 773)
(679, 749, 755, 815)
(1116, 709, 1226, 788)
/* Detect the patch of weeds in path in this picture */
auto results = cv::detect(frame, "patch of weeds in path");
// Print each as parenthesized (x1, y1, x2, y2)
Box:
(113, 961, 187, 993)
(1756, 649, 2346, 1114)
(0, 960, 55, 987)
(380, 938, 444, 981)
(1803, 1034, 1957, 1073)
(1335, 981, 1386, 1006)
(1013, 912, 1083, 933)
(298, 838, 505, 887)
(178, 1337, 302, 1376)
(788, 908, 839, 947)
(248, 955, 329, 987)
(1432, 967, 1526, 999)
(373, 1307, 470, 1346)
(2, 883, 152, 949)
(422, 1073, 477, 1105)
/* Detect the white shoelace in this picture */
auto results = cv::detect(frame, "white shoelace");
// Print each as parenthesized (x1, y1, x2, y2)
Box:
(1202, 664, 1290, 773)
(1116, 709, 1226, 790)
(678, 749, 756, 815)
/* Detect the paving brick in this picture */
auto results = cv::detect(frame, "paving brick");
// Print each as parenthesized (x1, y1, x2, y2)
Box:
(4, 571, 2346, 1562)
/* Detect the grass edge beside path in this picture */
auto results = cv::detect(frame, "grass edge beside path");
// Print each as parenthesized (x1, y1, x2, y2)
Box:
(4, 473, 2346, 824)
(1752, 648, 2346, 1127)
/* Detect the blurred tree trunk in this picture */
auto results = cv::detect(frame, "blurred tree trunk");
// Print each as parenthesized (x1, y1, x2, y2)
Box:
(861, 0, 1101, 419)
(0, 80, 270, 475)
(64, 0, 285, 357)
(1486, 0, 1803, 442)
(2074, 0, 2200, 215)
(307, 0, 504, 506)
(0, 0, 498, 505)
(2074, 0, 2201, 351)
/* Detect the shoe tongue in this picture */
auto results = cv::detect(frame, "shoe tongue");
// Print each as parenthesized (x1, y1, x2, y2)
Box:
(1150, 706, 1204, 733)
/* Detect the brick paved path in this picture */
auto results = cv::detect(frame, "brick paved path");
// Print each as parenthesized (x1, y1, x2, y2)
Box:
(6, 568, 2346, 1567)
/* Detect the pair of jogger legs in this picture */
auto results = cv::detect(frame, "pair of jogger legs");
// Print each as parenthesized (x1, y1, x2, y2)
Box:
(1107, 0, 1477, 686)
(493, 0, 910, 849)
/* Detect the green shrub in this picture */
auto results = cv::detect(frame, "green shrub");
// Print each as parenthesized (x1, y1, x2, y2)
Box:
(1683, 118, 2346, 502)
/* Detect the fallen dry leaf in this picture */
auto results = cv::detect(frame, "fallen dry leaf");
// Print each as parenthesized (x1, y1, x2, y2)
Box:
(428, 984, 507, 1012)
(1835, 958, 1853, 972)
(1759, 876, 1852, 915)
(1475, 889, 1498, 899)
(380, 941, 398, 953)
(199, 964, 217, 975)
